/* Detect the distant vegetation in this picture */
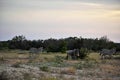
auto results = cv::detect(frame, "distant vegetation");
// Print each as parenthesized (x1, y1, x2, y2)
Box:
(0, 35, 120, 52)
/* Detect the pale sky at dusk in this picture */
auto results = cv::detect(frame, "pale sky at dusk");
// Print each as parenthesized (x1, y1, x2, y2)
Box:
(0, 0, 120, 42)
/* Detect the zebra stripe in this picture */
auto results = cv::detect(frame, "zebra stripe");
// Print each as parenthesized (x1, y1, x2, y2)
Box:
(100, 48, 116, 59)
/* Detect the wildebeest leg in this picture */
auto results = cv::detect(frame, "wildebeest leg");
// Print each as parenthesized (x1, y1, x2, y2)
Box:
(74, 54, 77, 60)
(71, 54, 74, 60)
(71, 54, 73, 59)
(99, 52, 101, 55)
(109, 54, 113, 59)
(103, 55, 105, 59)
(66, 53, 69, 60)
(101, 54, 104, 60)
(72, 53, 75, 60)
(103, 55, 106, 59)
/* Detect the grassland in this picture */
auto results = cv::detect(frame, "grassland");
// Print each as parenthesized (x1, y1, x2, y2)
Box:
(0, 49, 120, 80)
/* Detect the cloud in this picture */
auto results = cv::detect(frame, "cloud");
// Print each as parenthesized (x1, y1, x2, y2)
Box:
(0, 0, 120, 11)
(0, 0, 120, 42)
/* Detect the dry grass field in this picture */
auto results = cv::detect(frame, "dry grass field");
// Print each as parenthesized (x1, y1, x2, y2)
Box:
(0, 50, 120, 80)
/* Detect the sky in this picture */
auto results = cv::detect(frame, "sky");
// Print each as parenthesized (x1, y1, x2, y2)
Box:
(0, 0, 120, 42)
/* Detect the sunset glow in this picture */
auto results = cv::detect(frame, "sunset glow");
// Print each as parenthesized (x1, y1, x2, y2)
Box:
(0, 0, 120, 42)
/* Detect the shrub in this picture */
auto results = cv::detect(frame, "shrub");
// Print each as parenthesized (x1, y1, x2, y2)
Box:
(79, 48, 89, 59)
(40, 66, 49, 72)
(11, 62, 21, 68)
(53, 55, 64, 63)
(74, 62, 83, 69)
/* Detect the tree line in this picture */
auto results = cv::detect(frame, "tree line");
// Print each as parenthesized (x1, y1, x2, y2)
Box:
(0, 35, 120, 52)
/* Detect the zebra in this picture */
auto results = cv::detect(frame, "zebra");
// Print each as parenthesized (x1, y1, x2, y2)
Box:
(29, 47, 43, 54)
(29, 47, 43, 60)
(100, 48, 116, 59)
(38, 47, 43, 53)
(29, 48, 38, 54)
(66, 49, 79, 60)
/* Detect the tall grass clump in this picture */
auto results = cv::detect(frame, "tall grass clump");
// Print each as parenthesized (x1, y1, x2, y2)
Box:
(40, 66, 49, 72)
(53, 55, 64, 63)
(0, 56, 5, 62)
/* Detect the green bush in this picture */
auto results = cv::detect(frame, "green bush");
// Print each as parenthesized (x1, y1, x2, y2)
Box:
(40, 66, 49, 72)
(79, 48, 89, 59)
(53, 55, 64, 63)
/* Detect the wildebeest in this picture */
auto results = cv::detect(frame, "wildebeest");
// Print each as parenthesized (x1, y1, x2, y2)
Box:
(66, 49, 79, 60)
(100, 48, 116, 59)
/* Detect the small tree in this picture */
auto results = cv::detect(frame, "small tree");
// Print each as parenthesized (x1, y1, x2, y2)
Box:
(60, 40, 67, 53)
(9, 35, 29, 50)
(79, 48, 89, 59)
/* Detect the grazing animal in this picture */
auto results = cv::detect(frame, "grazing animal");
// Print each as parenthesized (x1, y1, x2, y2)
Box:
(29, 48, 38, 54)
(38, 47, 43, 53)
(100, 48, 116, 59)
(66, 49, 79, 60)
(29, 47, 43, 54)
(29, 47, 43, 60)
